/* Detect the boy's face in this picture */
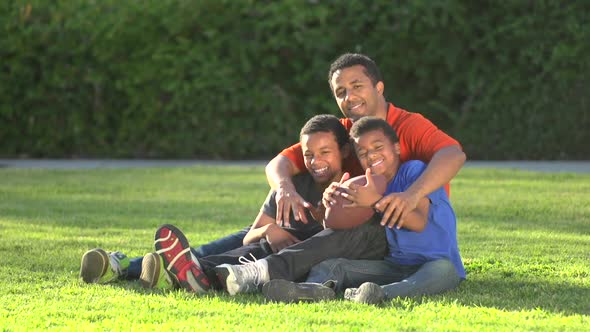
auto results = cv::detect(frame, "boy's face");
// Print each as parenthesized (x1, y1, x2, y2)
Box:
(353, 129, 400, 181)
(301, 131, 345, 185)
(330, 65, 385, 122)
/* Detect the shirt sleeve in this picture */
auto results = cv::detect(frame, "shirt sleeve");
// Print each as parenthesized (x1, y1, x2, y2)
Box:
(279, 143, 306, 173)
(398, 112, 462, 163)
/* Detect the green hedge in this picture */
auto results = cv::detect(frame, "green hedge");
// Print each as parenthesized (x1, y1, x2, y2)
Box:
(1, 0, 588, 159)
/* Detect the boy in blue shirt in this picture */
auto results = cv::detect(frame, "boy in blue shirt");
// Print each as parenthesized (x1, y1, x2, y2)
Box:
(263, 116, 465, 303)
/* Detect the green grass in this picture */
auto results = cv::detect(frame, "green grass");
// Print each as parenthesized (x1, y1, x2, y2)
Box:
(0, 166, 588, 331)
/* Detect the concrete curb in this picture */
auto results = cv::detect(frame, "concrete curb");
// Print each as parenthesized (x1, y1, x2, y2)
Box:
(0, 159, 589, 173)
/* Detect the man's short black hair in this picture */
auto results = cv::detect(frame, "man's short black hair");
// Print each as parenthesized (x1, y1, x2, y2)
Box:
(300, 114, 349, 149)
(328, 53, 383, 89)
(349, 116, 399, 145)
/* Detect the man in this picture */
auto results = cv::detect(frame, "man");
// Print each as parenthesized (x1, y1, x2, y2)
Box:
(267, 53, 465, 228)
(137, 52, 465, 265)
(213, 54, 466, 296)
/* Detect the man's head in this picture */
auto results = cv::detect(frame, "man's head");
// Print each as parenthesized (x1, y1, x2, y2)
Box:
(328, 53, 388, 122)
(300, 114, 350, 185)
(349, 116, 400, 181)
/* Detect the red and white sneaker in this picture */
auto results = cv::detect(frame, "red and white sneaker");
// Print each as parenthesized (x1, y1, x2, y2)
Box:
(154, 224, 210, 293)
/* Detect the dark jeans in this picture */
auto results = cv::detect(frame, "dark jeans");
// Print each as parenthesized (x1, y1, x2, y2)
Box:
(265, 217, 388, 282)
(196, 227, 322, 288)
(126, 226, 250, 279)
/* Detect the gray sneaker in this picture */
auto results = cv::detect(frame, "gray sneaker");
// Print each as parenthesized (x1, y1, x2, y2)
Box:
(214, 258, 269, 296)
(344, 282, 385, 304)
(262, 279, 336, 303)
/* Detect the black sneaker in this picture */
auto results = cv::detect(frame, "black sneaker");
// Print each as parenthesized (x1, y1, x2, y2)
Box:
(262, 279, 336, 303)
(344, 282, 385, 304)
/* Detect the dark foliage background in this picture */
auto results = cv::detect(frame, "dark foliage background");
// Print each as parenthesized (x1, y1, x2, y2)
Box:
(1, 1, 588, 159)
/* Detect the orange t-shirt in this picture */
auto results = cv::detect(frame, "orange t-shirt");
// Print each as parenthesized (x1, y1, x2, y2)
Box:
(280, 103, 461, 195)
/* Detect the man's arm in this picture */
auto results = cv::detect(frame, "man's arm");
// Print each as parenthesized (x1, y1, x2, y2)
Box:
(404, 145, 466, 202)
(379, 195, 430, 231)
(265, 155, 311, 226)
(373, 145, 466, 223)
(265, 154, 301, 190)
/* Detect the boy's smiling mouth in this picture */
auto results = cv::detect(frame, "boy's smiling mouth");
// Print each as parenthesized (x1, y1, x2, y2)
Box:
(312, 166, 329, 176)
(370, 159, 384, 167)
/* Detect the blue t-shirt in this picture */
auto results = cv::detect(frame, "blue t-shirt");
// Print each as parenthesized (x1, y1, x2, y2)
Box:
(383, 160, 466, 279)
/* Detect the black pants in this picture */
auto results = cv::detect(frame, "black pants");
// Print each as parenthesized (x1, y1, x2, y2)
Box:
(264, 217, 387, 281)
(197, 227, 321, 288)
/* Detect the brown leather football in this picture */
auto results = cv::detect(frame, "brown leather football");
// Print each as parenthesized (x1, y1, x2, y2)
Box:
(323, 174, 388, 230)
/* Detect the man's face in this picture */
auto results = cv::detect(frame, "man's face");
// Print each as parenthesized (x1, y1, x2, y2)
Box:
(301, 131, 345, 185)
(330, 65, 385, 122)
(353, 129, 400, 182)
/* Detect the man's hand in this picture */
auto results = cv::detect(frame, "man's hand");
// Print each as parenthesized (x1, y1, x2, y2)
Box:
(374, 191, 421, 229)
(341, 168, 382, 208)
(305, 201, 326, 224)
(264, 224, 301, 253)
(276, 181, 310, 227)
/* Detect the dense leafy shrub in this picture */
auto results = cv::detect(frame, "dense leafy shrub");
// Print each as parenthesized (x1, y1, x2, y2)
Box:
(1, 0, 588, 159)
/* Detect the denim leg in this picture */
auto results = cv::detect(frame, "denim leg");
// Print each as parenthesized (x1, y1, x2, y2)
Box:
(126, 257, 143, 279)
(306, 258, 418, 292)
(381, 259, 462, 299)
(191, 226, 250, 258)
(126, 226, 250, 280)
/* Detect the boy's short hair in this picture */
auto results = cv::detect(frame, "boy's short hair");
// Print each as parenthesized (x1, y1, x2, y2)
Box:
(328, 53, 383, 88)
(300, 114, 349, 149)
(349, 116, 399, 144)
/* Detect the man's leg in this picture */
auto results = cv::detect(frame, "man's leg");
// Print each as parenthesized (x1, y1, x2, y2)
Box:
(191, 226, 250, 258)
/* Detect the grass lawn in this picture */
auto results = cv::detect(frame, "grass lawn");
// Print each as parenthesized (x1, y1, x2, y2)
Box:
(0, 165, 588, 331)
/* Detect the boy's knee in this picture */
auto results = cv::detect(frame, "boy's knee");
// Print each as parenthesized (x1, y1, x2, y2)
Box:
(311, 258, 347, 273)
(427, 259, 457, 276)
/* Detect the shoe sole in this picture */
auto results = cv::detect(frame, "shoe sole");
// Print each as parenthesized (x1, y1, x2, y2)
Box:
(262, 279, 335, 303)
(154, 224, 210, 293)
(140, 253, 163, 288)
(80, 248, 109, 283)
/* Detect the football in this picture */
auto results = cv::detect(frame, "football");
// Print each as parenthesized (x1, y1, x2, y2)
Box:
(323, 174, 388, 230)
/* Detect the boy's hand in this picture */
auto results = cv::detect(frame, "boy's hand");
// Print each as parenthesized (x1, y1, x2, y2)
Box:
(375, 191, 420, 229)
(341, 168, 382, 208)
(264, 224, 301, 253)
(276, 182, 310, 227)
(322, 173, 350, 208)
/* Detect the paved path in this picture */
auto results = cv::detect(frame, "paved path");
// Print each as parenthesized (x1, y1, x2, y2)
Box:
(0, 159, 589, 173)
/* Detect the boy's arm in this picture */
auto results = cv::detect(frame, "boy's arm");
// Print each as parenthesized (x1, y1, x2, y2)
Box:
(265, 154, 311, 226)
(243, 211, 300, 251)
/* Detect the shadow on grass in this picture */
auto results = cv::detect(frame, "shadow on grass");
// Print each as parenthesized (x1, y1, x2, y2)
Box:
(87, 274, 590, 316)
(445, 277, 590, 316)
(105, 280, 268, 305)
